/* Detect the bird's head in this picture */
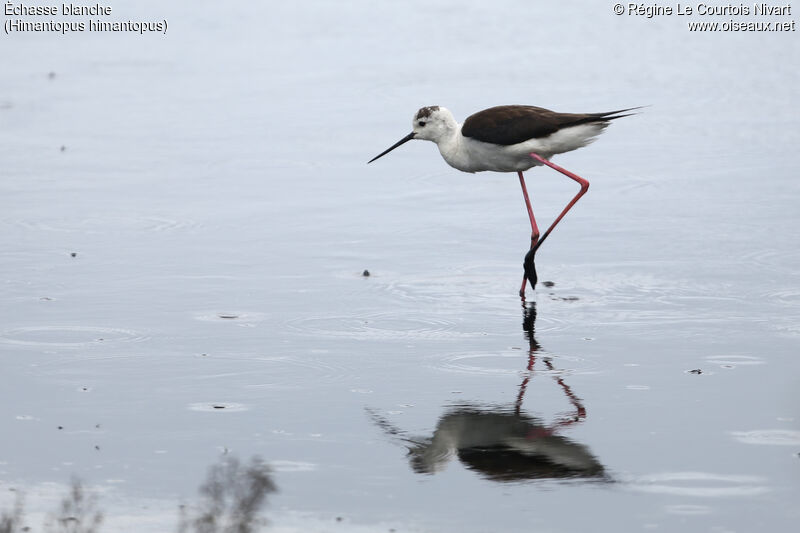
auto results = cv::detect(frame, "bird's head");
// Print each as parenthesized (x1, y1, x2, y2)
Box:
(411, 106, 457, 142)
(368, 106, 457, 164)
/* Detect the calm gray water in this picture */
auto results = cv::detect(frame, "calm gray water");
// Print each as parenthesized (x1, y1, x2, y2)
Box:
(1, 1, 799, 531)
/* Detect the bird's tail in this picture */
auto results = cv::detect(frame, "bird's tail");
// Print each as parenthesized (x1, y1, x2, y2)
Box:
(592, 106, 647, 121)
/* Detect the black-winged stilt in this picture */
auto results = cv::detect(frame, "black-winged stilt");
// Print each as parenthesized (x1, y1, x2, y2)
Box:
(368, 104, 639, 297)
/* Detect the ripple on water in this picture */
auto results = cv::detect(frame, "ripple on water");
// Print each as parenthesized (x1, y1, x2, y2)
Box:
(530, 313, 573, 333)
(270, 460, 317, 472)
(372, 262, 521, 309)
(627, 472, 770, 497)
(193, 311, 268, 323)
(545, 270, 750, 332)
(771, 320, 800, 337)
(730, 430, 800, 446)
(3, 215, 200, 234)
(740, 247, 800, 274)
(664, 504, 713, 516)
(286, 311, 483, 340)
(240, 355, 353, 387)
(429, 350, 596, 377)
(570, 271, 681, 302)
(762, 286, 800, 307)
(704, 355, 766, 368)
(0, 325, 148, 347)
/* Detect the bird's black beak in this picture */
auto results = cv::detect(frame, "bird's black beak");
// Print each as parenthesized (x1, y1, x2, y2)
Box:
(367, 132, 416, 164)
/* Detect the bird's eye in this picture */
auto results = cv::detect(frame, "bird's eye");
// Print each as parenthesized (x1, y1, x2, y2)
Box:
(418, 121, 426, 127)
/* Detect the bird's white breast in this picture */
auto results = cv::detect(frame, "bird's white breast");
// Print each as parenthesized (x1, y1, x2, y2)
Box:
(435, 123, 609, 173)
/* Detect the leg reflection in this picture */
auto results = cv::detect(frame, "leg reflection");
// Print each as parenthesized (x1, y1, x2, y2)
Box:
(517, 301, 587, 426)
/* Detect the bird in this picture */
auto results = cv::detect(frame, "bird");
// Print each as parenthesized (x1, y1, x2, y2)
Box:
(368, 104, 639, 298)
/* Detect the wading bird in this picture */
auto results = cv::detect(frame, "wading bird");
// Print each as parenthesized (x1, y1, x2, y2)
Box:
(368, 104, 638, 297)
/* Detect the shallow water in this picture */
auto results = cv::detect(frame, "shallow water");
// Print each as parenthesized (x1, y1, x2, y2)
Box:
(1, 1, 799, 531)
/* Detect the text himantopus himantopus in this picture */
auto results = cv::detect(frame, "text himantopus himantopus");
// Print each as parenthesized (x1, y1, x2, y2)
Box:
(368, 104, 639, 297)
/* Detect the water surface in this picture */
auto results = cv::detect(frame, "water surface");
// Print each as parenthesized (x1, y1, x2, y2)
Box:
(1, 2, 798, 531)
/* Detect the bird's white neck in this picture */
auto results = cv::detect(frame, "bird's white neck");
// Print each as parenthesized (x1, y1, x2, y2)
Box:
(434, 125, 475, 173)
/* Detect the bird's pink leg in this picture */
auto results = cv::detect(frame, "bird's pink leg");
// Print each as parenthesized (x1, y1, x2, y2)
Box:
(529, 153, 589, 253)
(518, 171, 540, 243)
(518, 171, 539, 297)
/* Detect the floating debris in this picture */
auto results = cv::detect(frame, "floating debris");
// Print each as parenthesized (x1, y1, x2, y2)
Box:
(188, 402, 247, 412)
(362, 269, 370, 277)
(218, 313, 239, 319)
(70, 252, 77, 257)
(551, 295, 579, 301)
(689, 369, 703, 375)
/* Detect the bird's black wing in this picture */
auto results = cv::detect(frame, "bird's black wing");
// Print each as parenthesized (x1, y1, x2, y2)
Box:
(461, 105, 639, 146)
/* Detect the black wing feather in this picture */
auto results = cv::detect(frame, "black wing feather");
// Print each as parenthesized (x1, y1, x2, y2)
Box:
(461, 105, 641, 146)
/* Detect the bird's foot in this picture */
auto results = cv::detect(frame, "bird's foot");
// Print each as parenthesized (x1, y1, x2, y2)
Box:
(523, 248, 538, 289)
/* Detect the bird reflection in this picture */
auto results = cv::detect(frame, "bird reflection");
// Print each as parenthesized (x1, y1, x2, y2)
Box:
(370, 302, 606, 482)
